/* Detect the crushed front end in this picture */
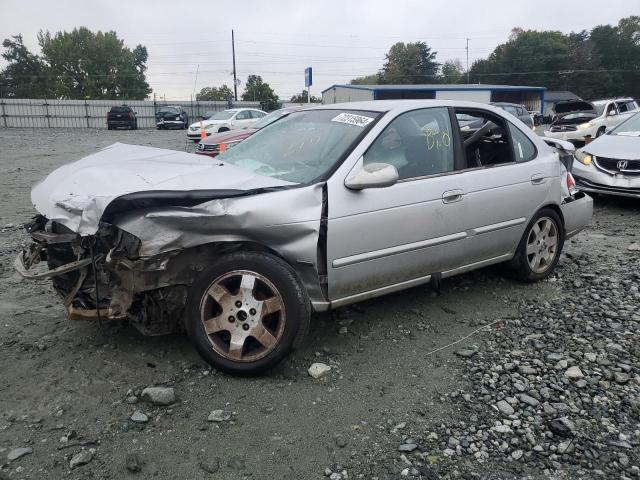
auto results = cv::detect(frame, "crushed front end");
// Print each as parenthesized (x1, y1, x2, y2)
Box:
(15, 215, 190, 335)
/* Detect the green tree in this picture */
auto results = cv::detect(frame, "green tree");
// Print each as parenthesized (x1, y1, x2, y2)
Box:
(440, 59, 464, 84)
(241, 75, 280, 110)
(289, 89, 320, 103)
(37, 27, 150, 99)
(350, 73, 380, 85)
(0, 35, 51, 98)
(196, 84, 234, 101)
(379, 41, 439, 84)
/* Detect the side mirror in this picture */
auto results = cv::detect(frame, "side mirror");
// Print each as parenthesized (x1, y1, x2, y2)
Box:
(345, 162, 399, 190)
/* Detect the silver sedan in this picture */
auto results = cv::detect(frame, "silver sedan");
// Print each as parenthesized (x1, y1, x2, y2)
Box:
(572, 112, 640, 198)
(16, 100, 593, 375)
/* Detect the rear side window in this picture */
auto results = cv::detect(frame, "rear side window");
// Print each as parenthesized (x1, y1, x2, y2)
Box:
(250, 111, 265, 119)
(508, 123, 536, 162)
(364, 107, 454, 180)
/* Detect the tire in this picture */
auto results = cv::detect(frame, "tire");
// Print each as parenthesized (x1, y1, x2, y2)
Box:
(596, 127, 606, 137)
(510, 208, 564, 282)
(184, 250, 309, 376)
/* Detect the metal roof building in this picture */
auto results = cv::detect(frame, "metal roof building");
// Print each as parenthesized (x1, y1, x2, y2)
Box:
(321, 84, 547, 113)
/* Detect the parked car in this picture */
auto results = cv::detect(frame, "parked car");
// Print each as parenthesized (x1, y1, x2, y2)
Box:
(186, 108, 267, 141)
(491, 102, 535, 129)
(572, 111, 640, 198)
(196, 107, 303, 157)
(458, 103, 533, 131)
(15, 100, 592, 375)
(545, 98, 639, 144)
(155, 106, 189, 129)
(106, 105, 137, 130)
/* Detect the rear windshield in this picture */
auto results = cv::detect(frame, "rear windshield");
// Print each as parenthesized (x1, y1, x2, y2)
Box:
(217, 109, 381, 183)
(110, 106, 130, 113)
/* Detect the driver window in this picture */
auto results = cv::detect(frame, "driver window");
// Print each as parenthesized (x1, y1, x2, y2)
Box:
(606, 103, 618, 116)
(455, 109, 513, 168)
(236, 111, 251, 120)
(363, 107, 454, 180)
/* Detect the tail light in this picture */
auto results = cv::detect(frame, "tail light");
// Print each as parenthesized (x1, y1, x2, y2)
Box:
(106, 112, 108, 123)
(566, 172, 578, 195)
(129, 112, 134, 119)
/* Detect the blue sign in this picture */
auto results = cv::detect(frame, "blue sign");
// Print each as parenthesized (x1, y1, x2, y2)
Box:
(305, 67, 312, 88)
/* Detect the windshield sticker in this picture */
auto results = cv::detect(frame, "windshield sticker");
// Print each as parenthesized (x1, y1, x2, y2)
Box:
(331, 113, 374, 128)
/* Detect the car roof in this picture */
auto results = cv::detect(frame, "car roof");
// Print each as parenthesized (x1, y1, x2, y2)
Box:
(592, 98, 634, 104)
(491, 102, 525, 108)
(300, 99, 512, 116)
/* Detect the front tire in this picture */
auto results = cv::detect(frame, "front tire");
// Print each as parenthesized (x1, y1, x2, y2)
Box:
(596, 127, 606, 137)
(510, 208, 564, 282)
(185, 251, 309, 376)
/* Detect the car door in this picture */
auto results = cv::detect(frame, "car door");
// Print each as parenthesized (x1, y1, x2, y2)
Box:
(450, 107, 556, 266)
(232, 110, 253, 129)
(326, 107, 472, 301)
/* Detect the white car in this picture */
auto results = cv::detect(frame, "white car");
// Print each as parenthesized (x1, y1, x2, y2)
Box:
(544, 97, 639, 144)
(187, 108, 267, 141)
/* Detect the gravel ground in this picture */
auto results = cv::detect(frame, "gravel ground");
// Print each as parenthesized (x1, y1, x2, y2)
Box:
(0, 128, 638, 479)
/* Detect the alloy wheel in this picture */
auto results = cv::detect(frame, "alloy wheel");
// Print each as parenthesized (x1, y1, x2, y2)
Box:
(525, 217, 559, 274)
(199, 270, 285, 362)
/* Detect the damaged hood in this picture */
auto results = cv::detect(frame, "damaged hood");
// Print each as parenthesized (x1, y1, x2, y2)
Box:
(31, 143, 294, 235)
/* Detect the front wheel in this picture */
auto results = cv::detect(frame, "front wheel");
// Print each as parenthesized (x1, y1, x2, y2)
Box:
(596, 127, 606, 137)
(184, 251, 309, 376)
(510, 209, 564, 282)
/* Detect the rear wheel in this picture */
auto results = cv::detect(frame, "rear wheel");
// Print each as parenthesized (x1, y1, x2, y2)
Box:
(510, 209, 564, 282)
(185, 251, 309, 376)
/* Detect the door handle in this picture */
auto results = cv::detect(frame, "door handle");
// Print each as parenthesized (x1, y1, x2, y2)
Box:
(442, 189, 464, 204)
(530, 174, 546, 185)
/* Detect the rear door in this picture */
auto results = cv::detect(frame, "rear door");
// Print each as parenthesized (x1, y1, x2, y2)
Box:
(449, 107, 556, 265)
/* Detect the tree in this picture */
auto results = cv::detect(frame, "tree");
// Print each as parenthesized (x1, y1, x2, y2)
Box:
(0, 35, 51, 98)
(196, 84, 234, 101)
(350, 73, 380, 85)
(468, 17, 640, 99)
(0, 28, 151, 99)
(241, 75, 280, 110)
(38, 28, 150, 99)
(379, 41, 439, 84)
(289, 89, 320, 103)
(440, 59, 464, 84)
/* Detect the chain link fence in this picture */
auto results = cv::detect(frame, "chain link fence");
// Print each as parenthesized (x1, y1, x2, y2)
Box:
(0, 98, 262, 128)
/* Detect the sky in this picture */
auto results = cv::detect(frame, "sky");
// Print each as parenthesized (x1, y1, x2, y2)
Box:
(0, 0, 638, 101)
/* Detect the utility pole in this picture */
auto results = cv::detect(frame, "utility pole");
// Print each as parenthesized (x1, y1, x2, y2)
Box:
(232, 29, 238, 101)
(466, 38, 470, 84)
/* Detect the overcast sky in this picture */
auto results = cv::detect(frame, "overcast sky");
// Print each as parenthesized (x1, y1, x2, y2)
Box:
(1, 0, 637, 101)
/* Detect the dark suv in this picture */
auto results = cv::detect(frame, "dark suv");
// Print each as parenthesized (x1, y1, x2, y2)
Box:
(107, 105, 138, 130)
(155, 106, 189, 129)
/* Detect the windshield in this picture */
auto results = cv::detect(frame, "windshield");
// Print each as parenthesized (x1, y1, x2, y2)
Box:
(217, 109, 381, 183)
(209, 111, 235, 120)
(251, 109, 291, 129)
(157, 107, 179, 114)
(202, 111, 217, 119)
(611, 112, 640, 136)
(593, 102, 606, 116)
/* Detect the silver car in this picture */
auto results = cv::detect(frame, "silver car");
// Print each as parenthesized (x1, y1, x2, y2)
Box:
(572, 112, 640, 198)
(15, 101, 593, 375)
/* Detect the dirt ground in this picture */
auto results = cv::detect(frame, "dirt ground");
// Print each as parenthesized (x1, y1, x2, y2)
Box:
(0, 128, 638, 479)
